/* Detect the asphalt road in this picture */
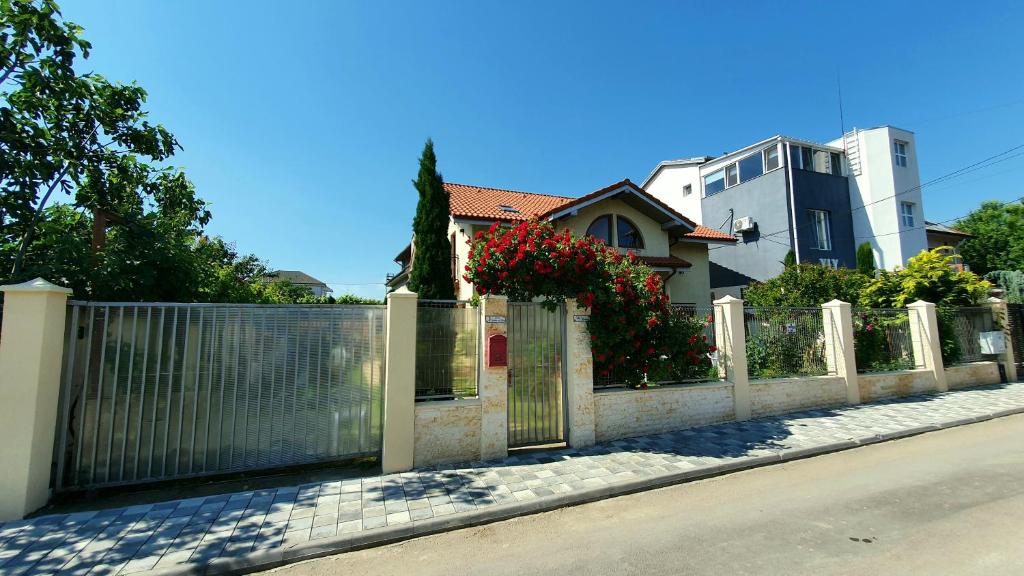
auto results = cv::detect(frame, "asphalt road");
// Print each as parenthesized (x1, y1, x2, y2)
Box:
(265, 414, 1024, 576)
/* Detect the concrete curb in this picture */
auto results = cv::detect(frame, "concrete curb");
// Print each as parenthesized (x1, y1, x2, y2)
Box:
(149, 405, 1024, 576)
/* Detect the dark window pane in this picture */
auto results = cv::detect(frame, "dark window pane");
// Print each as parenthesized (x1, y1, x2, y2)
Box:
(616, 217, 644, 249)
(801, 147, 813, 171)
(739, 153, 763, 183)
(704, 170, 725, 196)
(830, 152, 842, 176)
(764, 146, 780, 171)
(586, 215, 611, 244)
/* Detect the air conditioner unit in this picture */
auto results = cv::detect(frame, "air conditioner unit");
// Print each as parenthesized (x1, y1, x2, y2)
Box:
(732, 217, 755, 233)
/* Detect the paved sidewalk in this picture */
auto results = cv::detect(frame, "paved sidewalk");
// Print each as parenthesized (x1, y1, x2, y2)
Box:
(3, 383, 1024, 576)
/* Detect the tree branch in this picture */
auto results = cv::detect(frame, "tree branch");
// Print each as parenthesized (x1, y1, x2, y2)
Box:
(10, 162, 73, 277)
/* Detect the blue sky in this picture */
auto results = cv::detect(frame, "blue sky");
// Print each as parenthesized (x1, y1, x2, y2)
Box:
(61, 0, 1024, 299)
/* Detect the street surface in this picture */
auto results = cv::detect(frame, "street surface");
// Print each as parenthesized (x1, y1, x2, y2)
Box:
(268, 414, 1024, 576)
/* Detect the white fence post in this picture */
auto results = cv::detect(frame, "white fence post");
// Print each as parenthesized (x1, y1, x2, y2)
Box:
(564, 299, 595, 449)
(822, 300, 860, 404)
(0, 278, 72, 520)
(908, 300, 947, 392)
(714, 295, 750, 421)
(382, 287, 417, 474)
(478, 295, 509, 461)
(987, 296, 1017, 382)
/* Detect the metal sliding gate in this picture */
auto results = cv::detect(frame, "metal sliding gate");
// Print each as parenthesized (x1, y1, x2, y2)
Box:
(1008, 303, 1024, 376)
(506, 302, 567, 448)
(54, 302, 386, 491)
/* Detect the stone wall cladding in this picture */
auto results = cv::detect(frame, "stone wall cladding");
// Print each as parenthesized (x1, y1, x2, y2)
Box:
(945, 361, 1001, 390)
(414, 400, 482, 467)
(749, 376, 847, 418)
(594, 383, 735, 443)
(859, 369, 936, 402)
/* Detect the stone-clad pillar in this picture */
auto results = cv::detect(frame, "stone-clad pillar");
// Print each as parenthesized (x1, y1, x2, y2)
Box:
(479, 295, 509, 461)
(822, 300, 860, 404)
(987, 297, 1018, 382)
(0, 278, 73, 520)
(714, 295, 750, 420)
(908, 300, 947, 392)
(564, 299, 595, 449)
(382, 288, 417, 473)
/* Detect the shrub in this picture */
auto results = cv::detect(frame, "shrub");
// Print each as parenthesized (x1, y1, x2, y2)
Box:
(743, 263, 867, 308)
(463, 220, 707, 386)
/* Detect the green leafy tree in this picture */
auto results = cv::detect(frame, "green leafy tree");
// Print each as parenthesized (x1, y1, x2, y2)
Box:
(743, 263, 868, 307)
(955, 201, 1024, 275)
(856, 242, 876, 276)
(985, 270, 1024, 304)
(782, 249, 796, 268)
(1, 0, 208, 283)
(860, 248, 990, 363)
(407, 139, 455, 299)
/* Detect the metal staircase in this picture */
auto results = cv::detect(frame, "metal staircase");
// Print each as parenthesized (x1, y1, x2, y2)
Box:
(843, 129, 862, 176)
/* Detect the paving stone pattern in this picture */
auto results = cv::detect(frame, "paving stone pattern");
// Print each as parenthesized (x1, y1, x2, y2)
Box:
(3, 383, 1024, 575)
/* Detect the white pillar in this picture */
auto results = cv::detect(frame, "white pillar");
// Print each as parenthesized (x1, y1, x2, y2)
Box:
(986, 297, 1017, 382)
(478, 295, 509, 461)
(714, 295, 750, 420)
(382, 288, 417, 473)
(908, 300, 947, 392)
(564, 299, 595, 449)
(0, 278, 72, 520)
(822, 300, 860, 404)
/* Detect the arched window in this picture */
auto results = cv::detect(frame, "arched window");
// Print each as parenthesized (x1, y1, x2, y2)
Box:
(616, 216, 644, 249)
(586, 215, 611, 244)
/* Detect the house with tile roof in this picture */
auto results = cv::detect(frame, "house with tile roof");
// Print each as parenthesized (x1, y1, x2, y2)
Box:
(387, 179, 735, 306)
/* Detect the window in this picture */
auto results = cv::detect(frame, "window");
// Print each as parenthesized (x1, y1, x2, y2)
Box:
(811, 149, 830, 173)
(704, 169, 725, 196)
(616, 216, 645, 249)
(682, 184, 692, 197)
(830, 152, 842, 176)
(586, 215, 611, 244)
(764, 146, 780, 171)
(900, 202, 915, 227)
(739, 153, 763, 182)
(807, 209, 832, 250)
(586, 214, 644, 250)
(894, 140, 908, 167)
(725, 163, 739, 187)
(800, 146, 813, 171)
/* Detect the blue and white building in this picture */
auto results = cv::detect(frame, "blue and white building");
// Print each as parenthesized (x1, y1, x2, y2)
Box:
(644, 126, 928, 297)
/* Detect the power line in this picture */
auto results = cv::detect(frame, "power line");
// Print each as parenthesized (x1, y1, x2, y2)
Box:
(857, 195, 1024, 240)
(708, 142, 1024, 250)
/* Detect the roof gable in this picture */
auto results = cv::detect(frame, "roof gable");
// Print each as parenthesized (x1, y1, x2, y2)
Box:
(445, 179, 735, 243)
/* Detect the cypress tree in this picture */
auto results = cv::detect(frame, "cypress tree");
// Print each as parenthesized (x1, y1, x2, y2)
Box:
(408, 139, 456, 299)
(782, 249, 797, 268)
(856, 242, 876, 276)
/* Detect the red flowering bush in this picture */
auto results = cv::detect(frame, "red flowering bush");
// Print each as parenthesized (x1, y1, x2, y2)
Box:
(464, 220, 712, 385)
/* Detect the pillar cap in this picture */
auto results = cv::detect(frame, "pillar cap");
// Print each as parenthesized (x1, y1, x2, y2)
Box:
(822, 299, 851, 308)
(907, 300, 935, 309)
(713, 295, 743, 305)
(481, 294, 508, 302)
(386, 287, 417, 300)
(0, 278, 72, 295)
(986, 296, 1007, 304)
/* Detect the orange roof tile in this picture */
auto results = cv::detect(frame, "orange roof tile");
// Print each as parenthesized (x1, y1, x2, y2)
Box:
(686, 225, 736, 242)
(444, 180, 736, 243)
(445, 182, 569, 222)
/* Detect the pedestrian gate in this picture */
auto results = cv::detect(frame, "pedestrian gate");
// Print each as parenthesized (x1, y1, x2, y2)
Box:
(506, 302, 567, 447)
(54, 302, 386, 491)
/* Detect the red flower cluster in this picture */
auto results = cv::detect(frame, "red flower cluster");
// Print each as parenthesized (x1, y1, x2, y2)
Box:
(464, 220, 711, 385)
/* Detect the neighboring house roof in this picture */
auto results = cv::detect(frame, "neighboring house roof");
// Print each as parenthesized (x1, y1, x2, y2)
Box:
(640, 156, 712, 188)
(445, 180, 735, 243)
(265, 270, 331, 289)
(925, 221, 972, 238)
(639, 255, 692, 269)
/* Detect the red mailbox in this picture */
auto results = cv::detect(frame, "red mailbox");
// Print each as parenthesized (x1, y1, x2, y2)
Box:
(487, 334, 508, 367)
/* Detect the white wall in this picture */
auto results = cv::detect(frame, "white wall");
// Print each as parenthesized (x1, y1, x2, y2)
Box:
(839, 127, 928, 270)
(643, 164, 704, 225)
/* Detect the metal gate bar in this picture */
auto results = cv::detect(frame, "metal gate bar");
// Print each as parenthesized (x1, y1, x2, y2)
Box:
(55, 302, 386, 491)
(507, 303, 565, 447)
